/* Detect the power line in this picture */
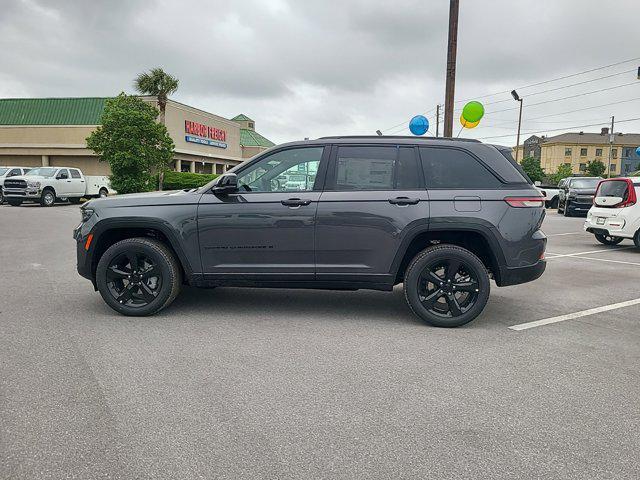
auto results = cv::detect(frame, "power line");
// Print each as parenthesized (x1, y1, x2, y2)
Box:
(455, 56, 640, 104)
(476, 116, 640, 140)
(481, 69, 636, 107)
(473, 81, 640, 116)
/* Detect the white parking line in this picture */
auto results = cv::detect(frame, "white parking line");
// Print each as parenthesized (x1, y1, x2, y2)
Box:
(559, 255, 640, 267)
(545, 232, 584, 237)
(545, 246, 635, 258)
(509, 298, 640, 331)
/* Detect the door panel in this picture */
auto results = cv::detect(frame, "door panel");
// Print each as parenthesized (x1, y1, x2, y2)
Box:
(315, 145, 429, 283)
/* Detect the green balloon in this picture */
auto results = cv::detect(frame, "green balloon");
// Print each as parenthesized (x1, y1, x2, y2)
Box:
(462, 101, 485, 123)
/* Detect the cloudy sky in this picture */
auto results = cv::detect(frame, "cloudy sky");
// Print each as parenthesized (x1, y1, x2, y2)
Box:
(1, 0, 639, 146)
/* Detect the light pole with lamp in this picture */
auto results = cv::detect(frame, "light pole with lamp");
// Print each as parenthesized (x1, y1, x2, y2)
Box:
(511, 90, 524, 162)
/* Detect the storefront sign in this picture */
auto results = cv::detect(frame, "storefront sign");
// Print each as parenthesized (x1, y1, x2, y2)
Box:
(184, 120, 227, 149)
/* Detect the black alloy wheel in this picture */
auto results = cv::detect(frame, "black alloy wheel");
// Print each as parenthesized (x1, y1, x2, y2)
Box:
(106, 251, 163, 308)
(404, 245, 490, 327)
(96, 237, 182, 316)
(594, 233, 624, 246)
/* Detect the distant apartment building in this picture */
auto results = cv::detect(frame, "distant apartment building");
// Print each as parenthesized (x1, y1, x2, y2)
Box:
(515, 128, 640, 176)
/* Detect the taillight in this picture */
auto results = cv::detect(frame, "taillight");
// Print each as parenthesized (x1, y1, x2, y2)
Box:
(504, 196, 545, 208)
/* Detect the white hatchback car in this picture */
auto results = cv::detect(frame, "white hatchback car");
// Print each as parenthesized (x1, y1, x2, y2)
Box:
(584, 177, 640, 247)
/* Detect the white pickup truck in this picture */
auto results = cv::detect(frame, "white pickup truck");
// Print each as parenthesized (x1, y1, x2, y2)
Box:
(3, 166, 113, 207)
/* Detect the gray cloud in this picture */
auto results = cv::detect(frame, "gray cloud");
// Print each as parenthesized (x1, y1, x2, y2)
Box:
(1, 0, 639, 145)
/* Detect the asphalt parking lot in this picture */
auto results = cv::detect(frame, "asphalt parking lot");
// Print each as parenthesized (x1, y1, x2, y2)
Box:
(1, 203, 639, 479)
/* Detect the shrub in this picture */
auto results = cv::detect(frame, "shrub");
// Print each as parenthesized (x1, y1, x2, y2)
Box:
(161, 170, 219, 190)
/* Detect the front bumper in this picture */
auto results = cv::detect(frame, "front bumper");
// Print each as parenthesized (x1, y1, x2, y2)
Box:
(73, 220, 97, 287)
(3, 188, 41, 200)
(566, 201, 592, 215)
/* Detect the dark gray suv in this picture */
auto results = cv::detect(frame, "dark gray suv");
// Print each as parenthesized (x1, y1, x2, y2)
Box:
(74, 136, 546, 327)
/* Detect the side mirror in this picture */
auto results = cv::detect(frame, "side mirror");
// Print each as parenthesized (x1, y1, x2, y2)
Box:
(212, 173, 238, 195)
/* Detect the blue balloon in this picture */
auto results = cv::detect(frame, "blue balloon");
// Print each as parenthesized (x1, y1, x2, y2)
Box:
(409, 115, 429, 136)
(636, 146, 640, 157)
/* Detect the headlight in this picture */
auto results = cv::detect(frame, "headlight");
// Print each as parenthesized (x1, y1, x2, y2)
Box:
(27, 181, 41, 188)
(81, 208, 95, 222)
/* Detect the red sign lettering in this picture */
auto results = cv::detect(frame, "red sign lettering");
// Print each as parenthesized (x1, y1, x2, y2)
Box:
(185, 120, 226, 142)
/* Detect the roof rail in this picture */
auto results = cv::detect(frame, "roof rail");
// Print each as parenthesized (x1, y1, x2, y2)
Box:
(317, 135, 481, 143)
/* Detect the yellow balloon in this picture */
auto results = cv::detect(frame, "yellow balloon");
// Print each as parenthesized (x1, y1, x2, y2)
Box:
(460, 115, 480, 129)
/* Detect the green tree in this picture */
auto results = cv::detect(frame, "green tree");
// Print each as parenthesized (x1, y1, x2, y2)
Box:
(550, 163, 573, 185)
(586, 160, 606, 177)
(520, 156, 545, 183)
(86, 93, 174, 194)
(134, 67, 179, 190)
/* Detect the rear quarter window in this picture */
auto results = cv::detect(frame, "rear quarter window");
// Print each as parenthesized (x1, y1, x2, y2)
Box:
(419, 147, 502, 189)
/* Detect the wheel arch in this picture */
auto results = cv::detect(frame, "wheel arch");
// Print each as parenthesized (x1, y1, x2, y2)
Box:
(391, 224, 505, 285)
(89, 218, 195, 285)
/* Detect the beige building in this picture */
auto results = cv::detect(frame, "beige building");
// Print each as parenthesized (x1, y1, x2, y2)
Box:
(0, 97, 274, 175)
(514, 128, 640, 176)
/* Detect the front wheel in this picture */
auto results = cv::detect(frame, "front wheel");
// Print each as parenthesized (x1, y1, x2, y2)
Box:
(0, 188, 4, 204)
(403, 245, 490, 327)
(96, 237, 182, 316)
(563, 200, 572, 217)
(40, 189, 55, 207)
(594, 233, 623, 246)
(548, 196, 559, 209)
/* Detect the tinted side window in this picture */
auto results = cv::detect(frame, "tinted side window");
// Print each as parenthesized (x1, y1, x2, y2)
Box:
(70, 169, 81, 179)
(8, 169, 21, 177)
(419, 147, 501, 189)
(396, 147, 420, 189)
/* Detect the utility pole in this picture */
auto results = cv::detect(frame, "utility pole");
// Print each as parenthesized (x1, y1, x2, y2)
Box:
(443, 0, 459, 137)
(607, 115, 614, 178)
(435, 104, 440, 137)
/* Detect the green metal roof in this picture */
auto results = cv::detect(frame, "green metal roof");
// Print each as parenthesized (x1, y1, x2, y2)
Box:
(231, 113, 253, 121)
(0, 97, 108, 125)
(240, 128, 274, 148)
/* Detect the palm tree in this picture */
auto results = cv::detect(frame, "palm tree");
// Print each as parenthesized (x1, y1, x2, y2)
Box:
(134, 68, 179, 190)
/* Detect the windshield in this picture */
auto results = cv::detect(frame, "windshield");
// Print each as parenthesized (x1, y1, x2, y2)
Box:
(571, 178, 601, 189)
(26, 167, 57, 177)
(0, 168, 8, 176)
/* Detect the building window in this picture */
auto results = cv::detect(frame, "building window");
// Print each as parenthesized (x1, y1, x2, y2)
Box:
(595, 148, 603, 157)
(564, 148, 572, 156)
(579, 163, 587, 172)
(624, 148, 632, 157)
(248, 122, 254, 129)
(612, 148, 618, 159)
(580, 148, 588, 156)
(610, 164, 616, 172)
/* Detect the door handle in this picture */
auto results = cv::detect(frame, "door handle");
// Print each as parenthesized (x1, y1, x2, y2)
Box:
(388, 197, 419, 206)
(281, 198, 312, 207)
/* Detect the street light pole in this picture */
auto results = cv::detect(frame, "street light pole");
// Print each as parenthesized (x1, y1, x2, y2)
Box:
(443, 0, 459, 137)
(512, 90, 523, 163)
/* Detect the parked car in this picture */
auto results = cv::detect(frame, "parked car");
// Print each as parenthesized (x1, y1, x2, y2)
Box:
(535, 183, 560, 209)
(557, 176, 603, 216)
(3, 167, 112, 207)
(584, 177, 640, 246)
(0, 166, 31, 204)
(74, 137, 546, 327)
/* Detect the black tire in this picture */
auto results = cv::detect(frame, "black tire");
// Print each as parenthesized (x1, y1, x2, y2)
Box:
(594, 233, 623, 246)
(403, 244, 490, 328)
(0, 188, 4, 204)
(563, 200, 572, 217)
(98, 188, 108, 198)
(69, 197, 82, 204)
(96, 237, 182, 316)
(7, 198, 23, 206)
(40, 189, 56, 207)
(633, 230, 640, 248)
(549, 196, 559, 209)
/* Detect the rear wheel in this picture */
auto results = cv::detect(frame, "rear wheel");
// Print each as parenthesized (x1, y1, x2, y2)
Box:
(404, 245, 490, 328)
(98, 188, 108, 198)
(548, 196, 559, 209)
(96, 237, 182, 316)
(594, 233, 623, 246)
(633, 230, 640, 248)
(7, 198, 22, 206)
(40, 189, 55, 207)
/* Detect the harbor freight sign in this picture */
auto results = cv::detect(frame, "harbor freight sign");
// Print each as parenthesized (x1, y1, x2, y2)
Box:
(184, 120, 228, 149)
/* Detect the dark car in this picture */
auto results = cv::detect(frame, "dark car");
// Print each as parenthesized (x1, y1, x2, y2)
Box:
(557, 176, 603, 217)
(74, 136, 546, 327)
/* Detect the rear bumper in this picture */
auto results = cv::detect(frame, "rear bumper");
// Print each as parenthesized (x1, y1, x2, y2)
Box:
(496, 260, 546, 286)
